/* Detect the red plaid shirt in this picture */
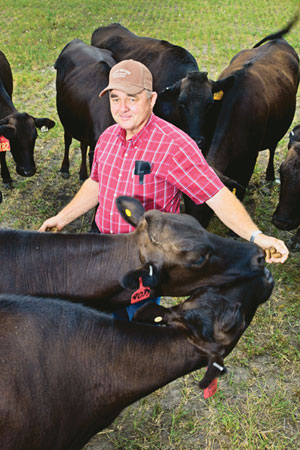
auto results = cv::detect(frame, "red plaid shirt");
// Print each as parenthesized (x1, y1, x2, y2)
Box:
(90, 114, 223, 234)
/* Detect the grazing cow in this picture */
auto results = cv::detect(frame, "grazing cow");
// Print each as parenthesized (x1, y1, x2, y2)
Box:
(90, 23, 207, 146)
(0, 50, 55, 187)
(0, 261, 273, 450)
(55, 39, 116, 180)
(182, 19, 299, 226)
(272, 124, 300, 242)
(0, 196, 268, 310)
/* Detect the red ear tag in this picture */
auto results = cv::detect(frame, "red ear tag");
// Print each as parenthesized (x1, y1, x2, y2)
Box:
(131, 277, 151, 304)
(203, 378, 218, 399)
(0, 136, 10, 152)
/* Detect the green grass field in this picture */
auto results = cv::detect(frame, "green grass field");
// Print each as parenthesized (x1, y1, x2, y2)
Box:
(1, 1, 300, 449)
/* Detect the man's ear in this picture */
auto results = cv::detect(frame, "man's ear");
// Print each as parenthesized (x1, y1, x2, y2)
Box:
(120, 263, 159, 289)
(116, 196, 145, 227)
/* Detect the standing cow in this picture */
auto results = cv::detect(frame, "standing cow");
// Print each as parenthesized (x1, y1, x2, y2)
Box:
(55, 39, 116, 180)
(182, 18, 300, 226)
(0, 50, 55, 187)
(90, 23, 208, 147)
(272, 124, 300, 246)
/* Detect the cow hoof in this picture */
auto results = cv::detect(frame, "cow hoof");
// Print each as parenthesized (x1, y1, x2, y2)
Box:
(60, 171, 70, 179)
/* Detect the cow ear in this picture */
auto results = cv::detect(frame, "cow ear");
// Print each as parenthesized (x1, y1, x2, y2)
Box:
(212, 74, 235, 95)
(120, 263, 159, 289)
(198, 358, 227, 389)
(33, 117, 56, 130)
(0, 124, 16, 139)
(116, 195, 145, 227)
(157, 80, 181, 98)
(132, 302, 169, 323)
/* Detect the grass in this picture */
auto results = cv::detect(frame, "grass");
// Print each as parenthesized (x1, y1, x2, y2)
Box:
(1, 0, 300, 449)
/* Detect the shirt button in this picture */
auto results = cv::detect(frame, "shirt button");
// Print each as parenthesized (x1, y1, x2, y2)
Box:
(119, 173, 122, 177)
(110, 230, 113, 234)
(110, 212, 113, 216)
(124, 153, 128, 157)
(114, 193, 117, 197)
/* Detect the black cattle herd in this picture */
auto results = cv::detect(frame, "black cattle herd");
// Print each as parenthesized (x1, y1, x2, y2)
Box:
(0, 15, 299, 450)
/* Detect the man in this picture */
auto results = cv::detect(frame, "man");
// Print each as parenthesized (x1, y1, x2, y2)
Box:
(40, 60, 288, 264)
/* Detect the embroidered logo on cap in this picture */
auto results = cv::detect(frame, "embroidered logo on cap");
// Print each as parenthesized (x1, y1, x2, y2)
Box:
(112, 69, 131, 79)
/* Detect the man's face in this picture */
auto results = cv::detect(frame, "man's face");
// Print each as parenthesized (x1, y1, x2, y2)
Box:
(109, 89, 157, 139)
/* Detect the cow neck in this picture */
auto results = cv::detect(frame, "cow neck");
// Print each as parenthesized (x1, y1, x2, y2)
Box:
(86, 321, 208, 412)
(0, 81, 15, 118)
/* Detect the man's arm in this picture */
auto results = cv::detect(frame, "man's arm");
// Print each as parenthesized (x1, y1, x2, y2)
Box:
(39, 177, 99, 232)
(206, 186, 289, 263)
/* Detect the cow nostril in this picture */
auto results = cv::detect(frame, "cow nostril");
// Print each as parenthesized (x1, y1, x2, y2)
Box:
(257, 255, 266, 268)
(252, 248, 266, 270)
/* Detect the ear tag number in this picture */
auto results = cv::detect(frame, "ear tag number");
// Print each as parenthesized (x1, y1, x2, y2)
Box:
(131, 277, 151, 304)
(0, 136, 10, 152)
(213, 90, 224, 101)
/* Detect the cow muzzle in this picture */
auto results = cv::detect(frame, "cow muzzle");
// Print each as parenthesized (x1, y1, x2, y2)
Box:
(16, 165, 36, 177)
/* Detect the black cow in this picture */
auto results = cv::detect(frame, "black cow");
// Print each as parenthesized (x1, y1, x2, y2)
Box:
(0, 196, 268, 310)
(181, 19, 300, 226)
(55, 39, 116, 180)
(272, 124, 300, 244)
(0, 50, 55, 187)
(0, 259, 273, 450)
(90, 23, 206, 146)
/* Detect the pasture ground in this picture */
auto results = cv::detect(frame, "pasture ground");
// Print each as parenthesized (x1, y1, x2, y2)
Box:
(0, 1, 299, 449)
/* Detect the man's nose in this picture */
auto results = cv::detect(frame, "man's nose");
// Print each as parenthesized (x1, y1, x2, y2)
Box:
(119, 99, 130, 111)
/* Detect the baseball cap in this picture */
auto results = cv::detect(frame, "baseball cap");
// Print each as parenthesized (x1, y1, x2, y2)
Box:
(99, 59, 153, 97)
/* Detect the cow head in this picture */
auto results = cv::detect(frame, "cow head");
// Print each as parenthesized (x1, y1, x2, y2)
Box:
(116, 196, 273, 298)
(155, 71, 234, 153)
(0, 113, 55, 177)
(132, 263, 274, 389)
(288, 124, 300, 149)
(272, 143, 300, 230)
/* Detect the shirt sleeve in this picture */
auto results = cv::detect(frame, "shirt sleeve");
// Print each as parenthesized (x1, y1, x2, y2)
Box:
(166, 140, 224, 204)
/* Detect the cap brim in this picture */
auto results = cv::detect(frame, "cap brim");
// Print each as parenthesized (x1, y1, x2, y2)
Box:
(99, 82, 144, 97)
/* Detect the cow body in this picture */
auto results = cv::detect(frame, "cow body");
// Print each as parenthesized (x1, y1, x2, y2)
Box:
(0, 50, 55, 186)
(183, 21, 300, 226)
(272, 124, 300, 236)
(0, 261, 273, 450)
(90, 23, 206, 146)
(55, 39, 116, 180)
(0, 196, 268, 310)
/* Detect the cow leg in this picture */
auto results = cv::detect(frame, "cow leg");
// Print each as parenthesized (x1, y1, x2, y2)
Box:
(0, 152, 13, 188)
(60, 131, 72, 178)
(265, 145, 276, 181)
(225, 153, 258, 201)
(79, 142, 89, 181)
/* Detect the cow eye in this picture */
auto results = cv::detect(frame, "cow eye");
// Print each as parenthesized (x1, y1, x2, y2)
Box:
(191, 254, 208, 267)
(178, 96, 187, 107)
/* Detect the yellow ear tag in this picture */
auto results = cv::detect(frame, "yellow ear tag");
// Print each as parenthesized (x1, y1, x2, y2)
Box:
(125, 208, 132, 217)
(213, 90, 224, 101)
(232, 188, 236, 195)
